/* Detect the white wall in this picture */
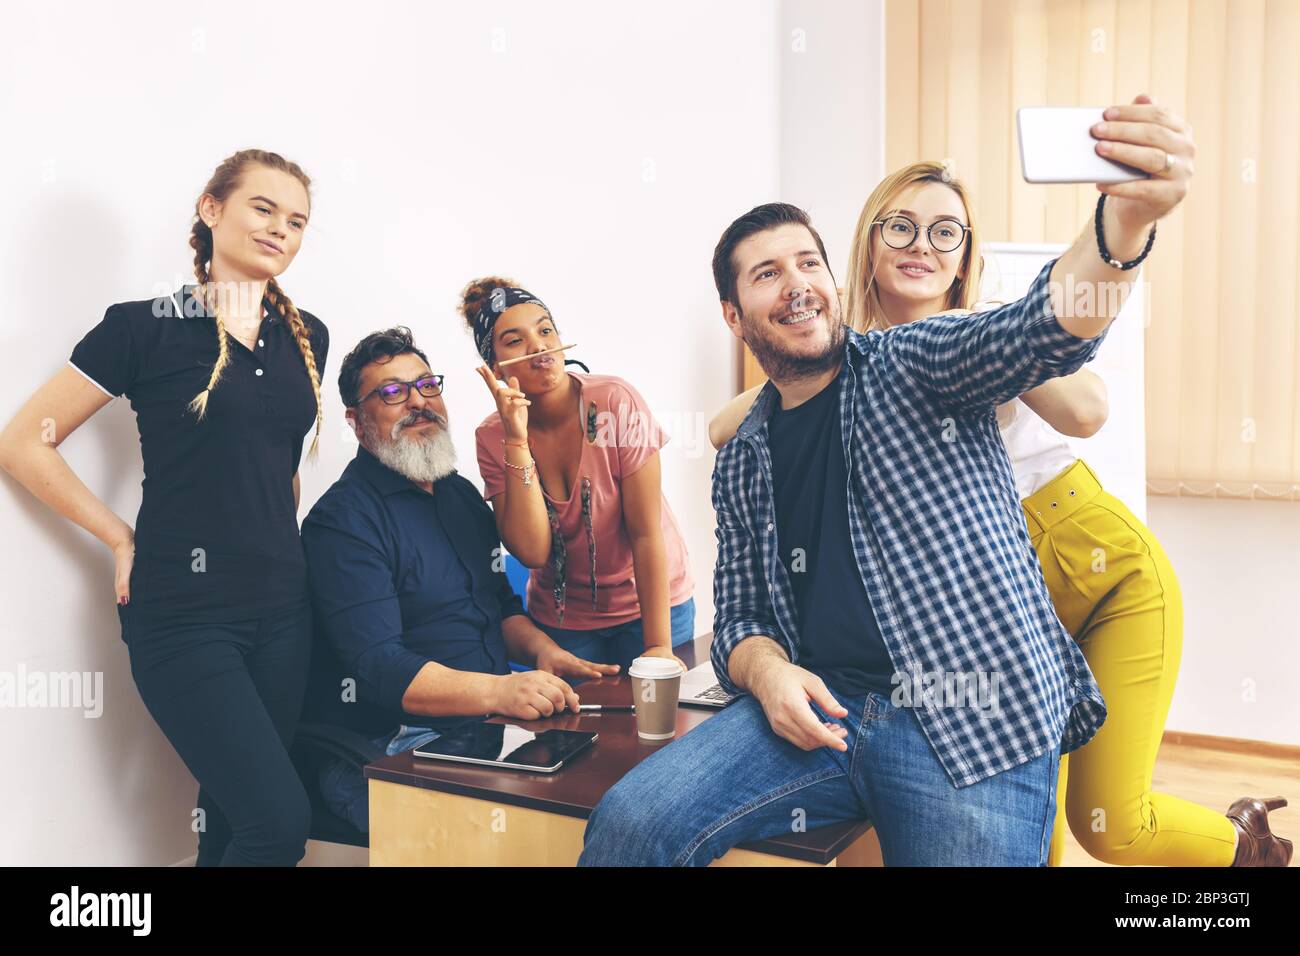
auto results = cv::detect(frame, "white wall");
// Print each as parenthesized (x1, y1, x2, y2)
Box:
(0, 0, 783, 865)
(779, 0, 886, 278)
(1147, 497, 1300, 746)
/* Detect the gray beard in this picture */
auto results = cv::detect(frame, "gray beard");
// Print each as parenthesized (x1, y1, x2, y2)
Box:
(361, 411, 458, 485)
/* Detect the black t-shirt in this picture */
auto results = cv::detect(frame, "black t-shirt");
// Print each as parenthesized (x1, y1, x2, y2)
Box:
(69, 286, 328, 620)
(766, 365, 895, 696)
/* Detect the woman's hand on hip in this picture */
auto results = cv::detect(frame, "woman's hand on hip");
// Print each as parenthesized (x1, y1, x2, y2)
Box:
(112, 534, 134, 606)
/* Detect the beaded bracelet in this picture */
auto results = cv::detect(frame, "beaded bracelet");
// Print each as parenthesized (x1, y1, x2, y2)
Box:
(502, 455, 536, 486)
(1094, 194, 1156, 270)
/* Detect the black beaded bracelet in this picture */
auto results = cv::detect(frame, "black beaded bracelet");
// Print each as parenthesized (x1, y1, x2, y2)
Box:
(1094, 194, 1156, 270)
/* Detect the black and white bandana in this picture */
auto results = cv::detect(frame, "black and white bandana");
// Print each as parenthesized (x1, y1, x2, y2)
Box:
(471, 285, 551, 364)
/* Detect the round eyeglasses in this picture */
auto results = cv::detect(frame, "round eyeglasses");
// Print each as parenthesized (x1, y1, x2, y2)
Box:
(873, 215, 969, 253)
(356, 374, 445, 406)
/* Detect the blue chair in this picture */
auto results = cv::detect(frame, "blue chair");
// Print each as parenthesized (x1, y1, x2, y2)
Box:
(504, 553, 530, 608)
(504, 554, 534, 673)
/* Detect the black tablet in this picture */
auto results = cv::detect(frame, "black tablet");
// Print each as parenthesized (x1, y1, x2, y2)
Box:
(411, 719, 598, 773)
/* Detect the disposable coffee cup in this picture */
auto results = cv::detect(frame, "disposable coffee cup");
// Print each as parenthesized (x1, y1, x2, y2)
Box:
(627, 657, 685, 740)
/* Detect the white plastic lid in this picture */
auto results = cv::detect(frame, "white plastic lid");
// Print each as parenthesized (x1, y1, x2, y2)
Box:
(627, 656, 685, 679)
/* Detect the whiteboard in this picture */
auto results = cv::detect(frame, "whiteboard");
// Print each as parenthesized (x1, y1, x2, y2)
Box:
(979, 242, 1147, 522)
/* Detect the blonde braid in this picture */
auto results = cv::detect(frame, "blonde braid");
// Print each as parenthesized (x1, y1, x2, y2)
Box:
(186, 224, 233, 420)
(185, 149, 317, 437)
(266, 276, 324, 459)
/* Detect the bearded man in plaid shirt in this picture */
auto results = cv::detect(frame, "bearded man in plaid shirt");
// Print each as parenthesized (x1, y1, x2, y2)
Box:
(580, 100, 1194, 867)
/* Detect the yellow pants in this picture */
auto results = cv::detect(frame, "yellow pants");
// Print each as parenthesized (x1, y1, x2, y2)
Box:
(1023, 460, 1237, 867)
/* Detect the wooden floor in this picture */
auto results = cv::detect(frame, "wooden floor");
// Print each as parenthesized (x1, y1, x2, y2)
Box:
(1057, 738, 1300, 867)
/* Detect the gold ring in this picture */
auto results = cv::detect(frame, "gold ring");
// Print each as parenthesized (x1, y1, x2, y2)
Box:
(1162, 151, 1175, 174)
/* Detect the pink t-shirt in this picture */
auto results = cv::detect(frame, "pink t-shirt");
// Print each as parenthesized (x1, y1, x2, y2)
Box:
(476, 372, 694, 630)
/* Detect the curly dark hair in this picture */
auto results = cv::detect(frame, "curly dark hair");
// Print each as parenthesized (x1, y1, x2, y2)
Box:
(456, 274, 521, 364)
(337, 326, 431, 407)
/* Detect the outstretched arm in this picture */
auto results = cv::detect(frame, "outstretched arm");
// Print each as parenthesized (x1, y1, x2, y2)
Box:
(884, 96, 1193, 414)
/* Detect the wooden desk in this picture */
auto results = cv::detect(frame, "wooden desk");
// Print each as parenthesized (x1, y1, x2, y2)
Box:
(366, 634, 881, 866)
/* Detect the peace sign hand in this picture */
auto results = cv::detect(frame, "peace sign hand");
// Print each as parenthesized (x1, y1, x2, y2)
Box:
(475, 365, 531, 443)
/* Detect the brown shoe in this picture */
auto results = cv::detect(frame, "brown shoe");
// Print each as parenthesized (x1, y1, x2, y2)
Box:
(1227, 796, 1293, 866)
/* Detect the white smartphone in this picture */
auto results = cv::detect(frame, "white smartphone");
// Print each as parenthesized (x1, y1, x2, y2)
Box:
(1017, 107, 1148, 184)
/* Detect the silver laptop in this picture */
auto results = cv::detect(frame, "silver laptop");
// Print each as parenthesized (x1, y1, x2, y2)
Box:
(678, 659, 738, 708)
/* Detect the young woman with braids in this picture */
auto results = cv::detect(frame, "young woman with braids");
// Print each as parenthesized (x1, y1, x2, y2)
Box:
(0, 150, 329, 866)
(459, 278, 695, 675)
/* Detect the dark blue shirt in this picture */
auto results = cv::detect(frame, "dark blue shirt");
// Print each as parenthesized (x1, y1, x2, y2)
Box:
(301, 446, 524, 736)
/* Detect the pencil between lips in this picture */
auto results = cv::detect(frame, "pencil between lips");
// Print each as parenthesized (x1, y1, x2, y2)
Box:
(496, 343, 578, 367)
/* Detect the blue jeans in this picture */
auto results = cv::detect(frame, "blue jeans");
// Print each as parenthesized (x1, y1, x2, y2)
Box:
(317, 724, 442, 833)
(535, 598, 696, 673)
(579, 685, 1061, 866)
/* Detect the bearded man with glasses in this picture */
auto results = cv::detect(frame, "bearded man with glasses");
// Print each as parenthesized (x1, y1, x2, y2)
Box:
(299, 327, 615, 833)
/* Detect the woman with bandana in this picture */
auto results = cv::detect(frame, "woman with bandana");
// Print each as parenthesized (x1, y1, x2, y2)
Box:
(460, 277, 695, 674)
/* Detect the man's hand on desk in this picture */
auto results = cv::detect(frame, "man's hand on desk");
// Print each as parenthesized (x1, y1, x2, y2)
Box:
(750, 659, 850, 754)
(489, 670, 582, 721)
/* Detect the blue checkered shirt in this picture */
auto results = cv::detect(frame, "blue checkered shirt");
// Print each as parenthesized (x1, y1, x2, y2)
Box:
(710, 259, 1108, 788)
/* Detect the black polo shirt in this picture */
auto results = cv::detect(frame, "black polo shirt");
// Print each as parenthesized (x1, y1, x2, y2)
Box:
(69, 286, 328, 620)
